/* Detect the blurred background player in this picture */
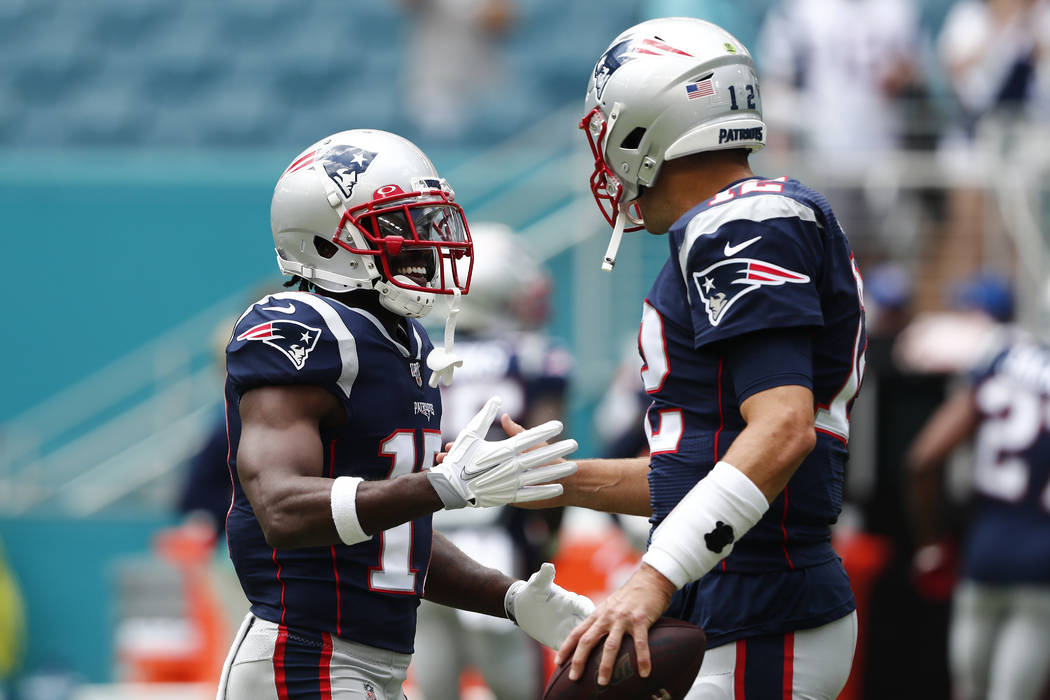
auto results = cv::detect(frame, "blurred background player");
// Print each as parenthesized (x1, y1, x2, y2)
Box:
(410, 222, 572, 700)
(219, 129, 589, 699)
(906, 274, 1050, 700)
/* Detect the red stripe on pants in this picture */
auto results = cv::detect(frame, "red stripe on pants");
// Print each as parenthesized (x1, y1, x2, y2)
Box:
(734, 639, 747, 699)
(783, 632, 795, 699)
(274, 625, 289, 700)
(319, 632, 333, 700)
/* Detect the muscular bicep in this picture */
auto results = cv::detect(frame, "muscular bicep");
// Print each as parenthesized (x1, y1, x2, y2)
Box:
(236, 384, 343, 547)
(238, 385, 340, 482)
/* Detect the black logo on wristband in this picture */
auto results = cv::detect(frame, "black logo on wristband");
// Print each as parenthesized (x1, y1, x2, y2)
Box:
(704, 521, 735, 553)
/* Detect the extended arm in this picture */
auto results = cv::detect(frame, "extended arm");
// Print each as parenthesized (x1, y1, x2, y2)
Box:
(501, 414, 652, 516)
(238, 388, 577, 549)
(905, 387, 978, 547)
(237, 385, 446, 549)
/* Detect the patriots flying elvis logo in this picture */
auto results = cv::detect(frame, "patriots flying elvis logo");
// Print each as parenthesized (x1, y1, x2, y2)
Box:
(236, 320, 321, 370)
(321, 144, 378, 199)
(592, 36, 693, 100)
(693, 258, 810, 326)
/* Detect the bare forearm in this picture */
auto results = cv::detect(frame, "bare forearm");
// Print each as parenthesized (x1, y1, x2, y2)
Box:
(905, 389, 977, 545)
(721, 421, 813, 502)
(356, 473, 443, 533)
(910, 468, 944, 547)
(568, 457, 651, 515)
(422, 532, 515, 617)
(727, 385, 817, 502)
(906, 390, 977, 475)
(517, 456, 651, 515)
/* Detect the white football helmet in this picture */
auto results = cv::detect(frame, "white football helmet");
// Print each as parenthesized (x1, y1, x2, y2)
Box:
(270, 129, 473, 318)
(581, 18, 766, 266)
(456, 222, 551, 333)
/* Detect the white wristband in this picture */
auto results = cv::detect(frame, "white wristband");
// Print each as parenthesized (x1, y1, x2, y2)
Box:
(330, 476, 370, 546)
(642, 461, 769, 589)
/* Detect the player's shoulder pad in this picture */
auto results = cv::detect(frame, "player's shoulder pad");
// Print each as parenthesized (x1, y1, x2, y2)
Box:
(228, 292, 361, 391)
(676, 178, 822, 277)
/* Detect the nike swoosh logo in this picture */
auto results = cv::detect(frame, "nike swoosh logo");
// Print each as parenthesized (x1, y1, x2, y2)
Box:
(723, 236, 762, 256)
(262, 303, 296, 314)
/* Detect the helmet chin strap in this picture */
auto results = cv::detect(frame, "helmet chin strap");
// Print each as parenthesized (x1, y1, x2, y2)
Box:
(601, 209, 629, 271)
(426, 287, 463, 388)
(376, 275, 436, 318)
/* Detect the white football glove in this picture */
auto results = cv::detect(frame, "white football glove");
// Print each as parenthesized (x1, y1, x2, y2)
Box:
(505, 563, 596, 649)
(427, 396, 577, 509)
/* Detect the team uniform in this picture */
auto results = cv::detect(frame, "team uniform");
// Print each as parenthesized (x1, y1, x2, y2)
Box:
(412, 330, 572, 699)
(951, 332, 1050, 700)
(219, 291, 444, 699)
(639, 176, 864, 697)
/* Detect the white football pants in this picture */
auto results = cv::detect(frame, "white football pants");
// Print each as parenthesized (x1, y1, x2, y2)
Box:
(950, 580, 1050, 700)
(686, 611, 857, 700)
(217, 614, 411, 700)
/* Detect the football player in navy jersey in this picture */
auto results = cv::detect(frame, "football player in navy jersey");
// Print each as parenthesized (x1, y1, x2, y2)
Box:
(216, 129, 594, 700)
(908, 318, 1050, 700)
(511, 18, 866, 699)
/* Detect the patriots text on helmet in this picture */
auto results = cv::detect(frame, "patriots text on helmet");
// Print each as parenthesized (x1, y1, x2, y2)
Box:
(718, 127, 763, 145)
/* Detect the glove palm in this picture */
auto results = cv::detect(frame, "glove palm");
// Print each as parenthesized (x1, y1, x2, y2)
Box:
(427, 397, 577, 509)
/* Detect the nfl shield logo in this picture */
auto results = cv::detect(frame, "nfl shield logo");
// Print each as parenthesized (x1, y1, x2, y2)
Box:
(409, 361, 422, 387)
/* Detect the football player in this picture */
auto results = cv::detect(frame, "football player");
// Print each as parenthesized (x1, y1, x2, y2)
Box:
(216, 130, 593, 700)
(908, 309, 1050, 700)
(411, 223, 572, 699)
(516, 18, 865, 699)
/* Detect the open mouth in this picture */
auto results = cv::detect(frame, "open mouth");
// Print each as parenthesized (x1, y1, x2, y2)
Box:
(390, 249, 436, 287)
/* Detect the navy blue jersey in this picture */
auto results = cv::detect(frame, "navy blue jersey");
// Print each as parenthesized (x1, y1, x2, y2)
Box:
(225, 291, 443, 653)
(963, 332, 1050, 584)
(641, 177, 864, 647)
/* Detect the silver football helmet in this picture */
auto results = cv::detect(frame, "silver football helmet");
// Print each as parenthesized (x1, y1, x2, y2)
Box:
(270, 129, 473, 318)
(456, 222, 551, 333)
(581, 17, 766, 268)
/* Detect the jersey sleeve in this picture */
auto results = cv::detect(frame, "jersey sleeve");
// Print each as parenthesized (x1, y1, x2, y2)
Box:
(226, 295, 354, 404)
(679, 204, 825, 349)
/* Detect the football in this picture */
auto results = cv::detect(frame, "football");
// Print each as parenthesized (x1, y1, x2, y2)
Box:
(543, 617, 706, 700)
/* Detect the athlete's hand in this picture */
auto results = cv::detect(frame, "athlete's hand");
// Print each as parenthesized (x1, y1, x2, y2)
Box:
(556, 564, 675, 686)
(505, 563, 596, 649)
(427, 397, 578, 509)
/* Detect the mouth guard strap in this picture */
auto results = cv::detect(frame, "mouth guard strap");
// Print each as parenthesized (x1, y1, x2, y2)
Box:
(601, 211, 628, 271)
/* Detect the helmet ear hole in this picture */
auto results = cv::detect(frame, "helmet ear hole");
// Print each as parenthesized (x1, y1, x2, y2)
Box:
(313, 236, 338, 259)
(620, 127, 647, 150)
